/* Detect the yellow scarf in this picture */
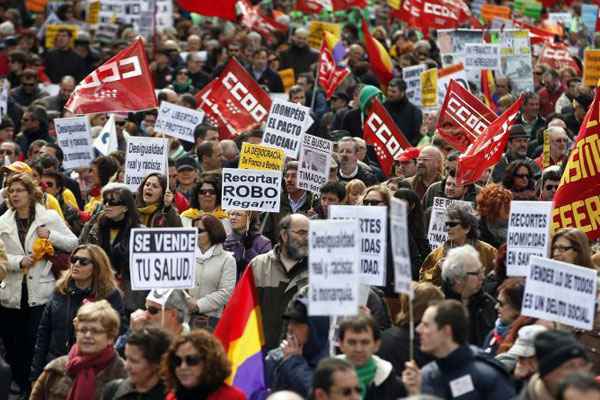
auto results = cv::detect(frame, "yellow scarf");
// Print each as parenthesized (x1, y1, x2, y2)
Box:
(181, 207, 229, 221)
(137, 204, 159, 226)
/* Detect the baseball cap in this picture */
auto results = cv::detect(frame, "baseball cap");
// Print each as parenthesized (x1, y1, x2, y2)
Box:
(396, 147, 420, 162)
(535, 330, 590, 377)
(2, 161, 32, 175)
(176, 156, 199, 172)
(506, 325, 548, 358)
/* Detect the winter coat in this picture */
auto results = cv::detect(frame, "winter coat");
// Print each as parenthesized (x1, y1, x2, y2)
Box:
(337, 354, 407, 400)
(421, 345, 516, 399)
(188, 244, 236, 318)
(383, 98, 423, 146)
(377, 325, 435, 373)
(103, 378, 166, 400)
(30, 283, 124, 381)
(165, 384, 246, 400)
(223, 231, 272, 277)
(422, 179, 480, 211)
(512, 373, 553, 400)
(0, 203, 78, 309)
(30, 353, 127, 400)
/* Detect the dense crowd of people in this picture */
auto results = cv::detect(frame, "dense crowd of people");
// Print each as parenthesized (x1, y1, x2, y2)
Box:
(0, 0, 598, 399)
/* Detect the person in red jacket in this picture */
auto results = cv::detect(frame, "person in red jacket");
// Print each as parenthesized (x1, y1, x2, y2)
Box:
(162, 330, 246, 400)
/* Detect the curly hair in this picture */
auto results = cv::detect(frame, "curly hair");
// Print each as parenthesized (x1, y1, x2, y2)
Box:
(5, 173, 44, 207)
(502, 160, 535, 192)
(161, 330, 231, 391)
(476, 184, 512, 223)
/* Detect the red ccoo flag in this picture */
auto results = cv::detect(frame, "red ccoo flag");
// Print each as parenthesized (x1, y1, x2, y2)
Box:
(363, 99, 411, 176)
(456, 95, 524, 186)
(318, 39, 351, 100)
(176, 0, 238, 22)
(65, 38, 157, 115)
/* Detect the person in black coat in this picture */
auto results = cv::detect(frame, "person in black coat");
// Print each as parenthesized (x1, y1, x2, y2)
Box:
(249, 48, 284, 93)
(30, 244, 125, 382)
(0, 354, 9, 400)
(383, 78, 423, 146)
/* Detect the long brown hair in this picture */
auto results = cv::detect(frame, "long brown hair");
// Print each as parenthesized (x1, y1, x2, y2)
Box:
(551, 228, 595, 269)
(56, 244, 119, 299)
(5, 173, 44, 208)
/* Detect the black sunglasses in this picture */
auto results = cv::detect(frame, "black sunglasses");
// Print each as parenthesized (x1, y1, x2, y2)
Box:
(173, 355, 202, 367)
(197, 227, 206, 234)
(445, 221, 461, 228)
(146, 306, 161, 315)
(104, 200, 124, 207)
(71, 256, 93, 266)
(363, 199, 383, 206)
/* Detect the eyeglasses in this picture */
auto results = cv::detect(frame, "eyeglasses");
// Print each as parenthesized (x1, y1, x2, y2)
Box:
(199, 189, 216, 196)
(0, 149, 14, 155)
(76, 326, 106, 336)
(173, 354, 202, 367)
(363, 199, 384, 206)
(553, 245, 574, 253)
(71, 256, 93, 266)
(146, 306, 161, 315)
(466, 270, 484, 277)
(445, 221, 461, 228)
(333, 386, 362, 397)
(104, 200, 124, 206)
(514, 173, 530, 179)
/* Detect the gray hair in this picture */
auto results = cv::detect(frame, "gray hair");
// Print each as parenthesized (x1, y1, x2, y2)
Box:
(164, 289, 189, 324)
(441, 244, 482, 284)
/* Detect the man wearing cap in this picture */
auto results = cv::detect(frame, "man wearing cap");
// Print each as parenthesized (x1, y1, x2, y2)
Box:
(384, 78, 423, 146)
(395, 147, 419, 179)
(10, 68, 49, 107)
(514, 330, 593, 400)
(43, 28, 86, 83)
(492, 124, 541, 184)
(175, 156, 199, 203)
(496, 325, 547, 382)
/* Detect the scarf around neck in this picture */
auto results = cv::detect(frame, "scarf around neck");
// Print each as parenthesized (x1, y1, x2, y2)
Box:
(356, 357, 377, 399)
(65, 344, 116, 400)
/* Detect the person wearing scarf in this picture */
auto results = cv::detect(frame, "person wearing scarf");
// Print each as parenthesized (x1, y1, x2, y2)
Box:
(136, 173, 182, 228)
(483, 278, 524, 356)
(180, 177, 231, 234)
(83, 156, 119, 214)
(30, 300, 126, 400)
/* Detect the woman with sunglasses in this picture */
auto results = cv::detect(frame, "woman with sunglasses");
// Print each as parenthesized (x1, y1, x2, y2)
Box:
(135, 172, 182, 228)
(180, 175, 231, 234)
(30, 300, 127, 400)
(30, 244, 125, 382)
(80, 183, 143, 313)
(186, 215, 235, 330)
(502, 160, 537, 201)
(551, 228, 596, 269)
(0, 173, 78, 395)
(161, 330, 245, 400)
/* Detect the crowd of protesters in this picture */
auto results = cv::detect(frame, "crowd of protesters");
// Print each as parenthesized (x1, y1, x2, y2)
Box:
(0, 0, 599, 399)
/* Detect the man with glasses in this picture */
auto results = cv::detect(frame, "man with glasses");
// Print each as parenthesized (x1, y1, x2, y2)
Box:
(534, 127, 570, 170)
(492, 125, 541, 183)
(312, 358, 361, 400)
(539, 166, 561, 201)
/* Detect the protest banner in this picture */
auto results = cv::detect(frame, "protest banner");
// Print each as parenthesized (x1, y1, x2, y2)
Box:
(427, 197, 473, 248)
(54, 116, 94, 170)
(464, 43, 501, 70)
(298, 134, 333, 194)
(262, 99, 314, 158)
(522, 256, 597, 330)
(390, 198, 412, 296)
(45, 24, 79, 48)
(538, 43, 581, 74)
(99, 0, 143, 27)
(329, 205, 387, 286)
(308, 219, 360, 316)
(238, 143, 285, 171)
(490, 29, 534, 93)
(420, 68, 437, 108)
(221, 168, 282, 212)
(155, 101, 205, 143)
(307, 21, 341, 49)
(403, 64, 426, 106)
(129, 228, 197, 290)
(548, 12, 572, 27)
(506, 201, 552, 276)
(584, 49, 600, 87)
(437, 29, 483, 68)
(513, 0, 542, 20)
(124, 136, 168, 191)
(480, 4, 511, 22)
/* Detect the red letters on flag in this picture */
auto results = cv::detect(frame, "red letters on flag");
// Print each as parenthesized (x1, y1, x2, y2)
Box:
(456, 95, 524, 186)
(363, 100, 411, 176)
(195, 58, 271, 139)
(318, 40, 350, 100)
(65, 38, 157, 114)
(552, 88, 600, 240)
(436, 79, 497, 152)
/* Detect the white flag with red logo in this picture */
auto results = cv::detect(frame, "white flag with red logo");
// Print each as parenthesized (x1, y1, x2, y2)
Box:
(318, 41, 351, 100)
(65, 38, 157, 114)
(195, 58, 271, 139)
(456, 95, 524, 186)
(363, 100, 411, 176)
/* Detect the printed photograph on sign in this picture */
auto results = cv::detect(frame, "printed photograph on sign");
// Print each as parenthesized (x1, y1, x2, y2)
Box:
(297, 134, 333, 194)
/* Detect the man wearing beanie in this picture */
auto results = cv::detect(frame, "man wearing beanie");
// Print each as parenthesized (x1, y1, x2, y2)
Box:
(514, 330, 592, 400)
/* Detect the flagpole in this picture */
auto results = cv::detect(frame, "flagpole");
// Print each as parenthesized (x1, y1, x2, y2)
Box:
(311, 37, 324, 111)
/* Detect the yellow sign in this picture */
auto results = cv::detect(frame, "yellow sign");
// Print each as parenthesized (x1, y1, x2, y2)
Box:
(278, 68, 295, 91)
(542, 130, 550, 168)
(307, 21, 341, 49)
(420, 68, 438, 108)
(387, 0, 401, 9)
(238, 143, 285, 171)
(86, 0, 101, 25)
(45, 24, 79, 49)
(584, 49, 600, 87)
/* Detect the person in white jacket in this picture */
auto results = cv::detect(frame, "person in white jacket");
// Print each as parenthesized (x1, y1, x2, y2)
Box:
(186, 214, 236, 330)
(0, 173, 77, 394)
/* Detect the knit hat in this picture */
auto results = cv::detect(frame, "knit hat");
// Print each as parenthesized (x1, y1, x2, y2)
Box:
(535, 331, 589, 377)
(507, 325, 548, 358)
(359, 85, 384, 115)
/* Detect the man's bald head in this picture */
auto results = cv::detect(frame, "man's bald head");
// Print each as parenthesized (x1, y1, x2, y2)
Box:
(416, 145, 444, 180)
(267, 391, 304, 400)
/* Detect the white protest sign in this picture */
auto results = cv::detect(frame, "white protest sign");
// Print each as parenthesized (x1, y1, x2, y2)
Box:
(402, 64, 426, 106)
(54, 116, 94, 170)
(308, 219, 360, 316)
(155, 101, 205, 143)
(464, 43, 501, 70)
(522, 256, 597, 330)
(0, 80, 8, 121)
(506, 201, 552, 276)
(548, 12, 572, 26)
(129, 228, 197, 290)
(437, 64, 468, 107)
(298, 134, 333, 194)
(329, 205, 387, 286)
(221, 168, 282, 212)
(390, 198, 413, 296)
(124, 136, 168, 191)
(427, 197, 473, 248)
(262, 99, 314, 158)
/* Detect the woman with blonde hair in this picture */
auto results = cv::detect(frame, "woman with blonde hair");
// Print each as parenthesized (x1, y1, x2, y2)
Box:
(344, 179, 366, 205)
(551, 228, 596, 269)
(0, 173, 78, 394)
(30, 244, 125, 381)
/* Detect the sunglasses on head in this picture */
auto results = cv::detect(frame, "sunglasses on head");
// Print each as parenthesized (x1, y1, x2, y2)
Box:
(173, 355, 202, 367)
(71, 256, 93, 266)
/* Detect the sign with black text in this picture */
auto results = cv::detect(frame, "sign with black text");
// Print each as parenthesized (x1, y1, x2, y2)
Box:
(124, 136, 169, 191)
(298, 134, 333, 194)
(155, 101, 205, 143)
(221, 168, 282, 212)
(390, 198, 412, 296)
(262, 99, 314, 158)
(55, 116, 94, 170)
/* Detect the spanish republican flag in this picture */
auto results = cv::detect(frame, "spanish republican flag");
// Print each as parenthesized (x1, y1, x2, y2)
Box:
(552, 88, 600, 240)
(214, 268, 266, 397)
(361, 17, 394, 86)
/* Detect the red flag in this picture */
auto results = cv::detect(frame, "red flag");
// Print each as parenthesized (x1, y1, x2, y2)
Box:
(363, 100, 411, 176)
(65, 38, 156, 114)
(318, 41, 351, 100)
(295, 0, 330, 13)
(512, 20, 555, 45)
(176, 0, 237, 21)
(436, 79, 497, 152)
(238, 0, 287, 41)
(332, 0, 367, 9)
(195, 58, 271, 139)
(552, 88, 600, 241)
(361, 18, 394, 86)
(538, 43, 581, 74)
(393, 0, 467, 35)
(456, 95, 524, 186)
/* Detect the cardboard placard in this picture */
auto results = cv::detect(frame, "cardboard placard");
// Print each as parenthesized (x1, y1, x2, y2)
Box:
(297, 134, 333, 194)
(221, 168, 282, 212)
(54, 116, 94, 170)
